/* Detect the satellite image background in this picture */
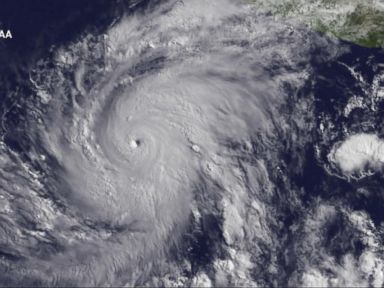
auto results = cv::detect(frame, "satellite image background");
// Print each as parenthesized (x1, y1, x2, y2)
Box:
(0, 0, 384, 287)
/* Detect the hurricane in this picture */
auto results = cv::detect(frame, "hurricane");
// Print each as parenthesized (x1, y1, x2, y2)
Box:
(1, 0, 384, 287)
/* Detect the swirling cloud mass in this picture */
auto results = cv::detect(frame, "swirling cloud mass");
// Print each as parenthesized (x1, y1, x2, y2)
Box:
(1, 0, 384, 287)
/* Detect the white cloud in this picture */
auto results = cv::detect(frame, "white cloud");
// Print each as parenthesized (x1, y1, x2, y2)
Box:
(330, 134, 384, 178)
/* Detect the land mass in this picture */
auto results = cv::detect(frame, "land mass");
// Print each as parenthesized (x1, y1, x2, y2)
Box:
(251, 0, 384, 48)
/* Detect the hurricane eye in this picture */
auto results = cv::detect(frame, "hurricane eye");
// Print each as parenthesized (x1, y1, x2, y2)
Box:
(129, 138, 141, 149)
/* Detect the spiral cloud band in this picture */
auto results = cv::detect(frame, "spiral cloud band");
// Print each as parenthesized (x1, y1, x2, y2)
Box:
(0, 0, 324, 285)
(2, 0, 383, 287)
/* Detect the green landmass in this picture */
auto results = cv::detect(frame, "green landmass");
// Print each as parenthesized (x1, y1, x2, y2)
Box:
(251, 0, 384, 48)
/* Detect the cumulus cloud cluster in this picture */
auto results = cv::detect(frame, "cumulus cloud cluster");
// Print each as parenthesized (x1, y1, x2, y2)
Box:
(330, 134, 384, 178)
